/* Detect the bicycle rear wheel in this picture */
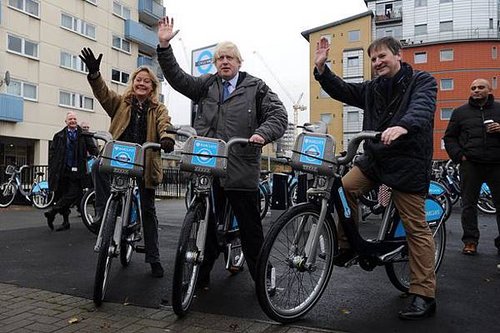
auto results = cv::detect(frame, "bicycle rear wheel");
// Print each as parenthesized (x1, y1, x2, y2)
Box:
(477, 196, 496, 214)
(172, 201, 205, 317)
(255, 203, 336, 323)
(0, 182, 17, 208)
(80, 189, 99, 234)
(93, 198, 119, 306)
(385, 219, 446, 292)
(31, 188, 55, 209)
(120, 231, 137, 267)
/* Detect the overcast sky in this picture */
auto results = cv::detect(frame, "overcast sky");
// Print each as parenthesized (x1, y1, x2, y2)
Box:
(160, 0, 369, 125)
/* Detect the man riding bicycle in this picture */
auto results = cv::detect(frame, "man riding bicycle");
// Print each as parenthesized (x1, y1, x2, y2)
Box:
(156, 16, 288, 288)
(314, 36, 437, 320)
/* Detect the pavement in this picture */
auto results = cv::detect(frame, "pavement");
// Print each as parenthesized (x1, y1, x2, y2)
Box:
(0, 201, 343, 333)
(0, 282, 341, 333)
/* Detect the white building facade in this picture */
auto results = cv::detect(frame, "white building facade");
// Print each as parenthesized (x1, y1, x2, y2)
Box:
(0, 0, 165, 167)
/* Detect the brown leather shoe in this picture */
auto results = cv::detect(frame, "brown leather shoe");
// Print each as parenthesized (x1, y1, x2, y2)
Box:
(462, 242, 477, 255)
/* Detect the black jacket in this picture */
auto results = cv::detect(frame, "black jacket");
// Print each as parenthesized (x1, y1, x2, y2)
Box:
(48, 126, 99, 193)
(443, 95, 500, 164)
(314, 62, 437, 193)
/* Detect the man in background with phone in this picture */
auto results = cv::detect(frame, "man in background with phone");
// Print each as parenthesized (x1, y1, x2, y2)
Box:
(444, 78, 500, 255)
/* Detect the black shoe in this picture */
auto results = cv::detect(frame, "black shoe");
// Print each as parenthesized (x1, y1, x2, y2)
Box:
(55, 223, 70, 232)
(398, 295, 436, 320)
(151, 262, 164, 278)
(333, 248, 357, 267)
(44, 211, 55, 231)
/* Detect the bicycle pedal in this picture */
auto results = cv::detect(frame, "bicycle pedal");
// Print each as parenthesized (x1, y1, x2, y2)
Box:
(227, 266, 244, 274)
(135, 245, 146, 253)
(378, 245, 405, 262)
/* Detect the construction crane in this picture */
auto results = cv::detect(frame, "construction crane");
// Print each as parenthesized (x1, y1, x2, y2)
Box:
(252, 51, 307, 128)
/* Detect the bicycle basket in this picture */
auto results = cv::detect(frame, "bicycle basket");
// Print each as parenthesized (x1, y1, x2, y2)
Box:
(5, 165, 15, 175)
(99, 140, 144, 178)
(290, 132, 336, 176)
(179, 136, 227, 177)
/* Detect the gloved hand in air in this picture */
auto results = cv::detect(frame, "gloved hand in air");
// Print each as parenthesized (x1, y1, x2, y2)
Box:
(160, 138, 175, 153)
(79, 47, 103, 75)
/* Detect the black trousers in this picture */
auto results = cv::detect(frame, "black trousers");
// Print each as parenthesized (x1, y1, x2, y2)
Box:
(53, 169, 83, 217)
(92, 158, 160, 263)
(200, 179, 264, 281)
(460, 160, 500, 247)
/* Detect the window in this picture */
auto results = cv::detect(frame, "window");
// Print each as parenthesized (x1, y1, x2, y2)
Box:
(320, 113, 333, 125)
(112, 35, 131, 53)
(111, 69, 130, 84)
(347, 56, 359, 67)
(440, 108, 453, 120)
(490, 18, 494, 29)
(440, 49, 454, 61)
(7, 34, 39, 58)
(6, 79, 38, 101)
(347, 111, 359, 124)
(414, 52, 427, 63)
(439, 0, 452, 3)
(415, 24, 427, 36)
(60, 51, 87, 72)
(440, 79, 454, 90)
(61, 13, 96, 39)
(112, 1, 131, 19)
(492, 46, 497, 59)
(439, 21, 453, 32)
(415, 0, 427, 7)
(493, 77, 497, 89)
(8, 0, 39, 17)
(348, 30, 360, 42)
(320, 34, 331, 44)
(59, 90, 94, 111)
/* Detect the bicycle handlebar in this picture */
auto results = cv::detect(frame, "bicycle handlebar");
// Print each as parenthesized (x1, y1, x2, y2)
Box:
(83, 131, 160, 151)
(336, 131, 381, 165)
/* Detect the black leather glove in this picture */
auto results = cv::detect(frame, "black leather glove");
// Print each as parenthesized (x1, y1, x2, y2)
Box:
(160, 138, 175, 153)
(79, 47, 103, 75)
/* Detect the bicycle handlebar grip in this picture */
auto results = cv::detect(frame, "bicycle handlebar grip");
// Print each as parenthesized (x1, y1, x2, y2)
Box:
(336, 131, 381, 165)
(224, 138, 252, 155)
(143, 142, 161, 151)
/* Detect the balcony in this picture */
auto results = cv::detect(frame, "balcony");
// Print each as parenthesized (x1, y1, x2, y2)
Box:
(125, 19, 157, 54)
(0, 93, 23, 122)
(138, 0, 165, 26)
(401, 28, 500, 46)
(374, 1, 402, 24)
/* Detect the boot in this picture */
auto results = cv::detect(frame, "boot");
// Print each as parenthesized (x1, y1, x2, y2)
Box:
(56, 210, 70, 232)
(44, 209, 57, 231)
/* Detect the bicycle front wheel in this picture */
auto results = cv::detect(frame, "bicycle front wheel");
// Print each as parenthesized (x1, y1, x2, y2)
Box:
(0, 182, 17, 208)
(255, 203, 336, 323)
(93, 198, 119, 306)
(172, 201, 205, 317)
(385, 220, 446, 292)
(81, 189, 99, 234)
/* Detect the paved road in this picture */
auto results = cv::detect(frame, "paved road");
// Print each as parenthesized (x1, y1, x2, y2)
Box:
(1, 200, 500, 332)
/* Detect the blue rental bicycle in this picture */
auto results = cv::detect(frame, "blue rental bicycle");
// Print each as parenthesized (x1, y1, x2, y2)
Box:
(255, 129, 446, 323)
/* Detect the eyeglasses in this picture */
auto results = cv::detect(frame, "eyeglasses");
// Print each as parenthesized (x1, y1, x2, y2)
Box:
(471, 85, 486, 91)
